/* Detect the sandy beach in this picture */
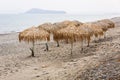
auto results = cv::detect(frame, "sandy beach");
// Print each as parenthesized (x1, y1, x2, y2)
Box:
(0, 17, 120, 80)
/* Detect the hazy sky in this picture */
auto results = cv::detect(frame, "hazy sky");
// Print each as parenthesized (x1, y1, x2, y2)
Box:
(0, 0, 120, 14)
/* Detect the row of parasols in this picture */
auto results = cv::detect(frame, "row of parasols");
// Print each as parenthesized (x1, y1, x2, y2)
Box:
(19, 19, 115, 57)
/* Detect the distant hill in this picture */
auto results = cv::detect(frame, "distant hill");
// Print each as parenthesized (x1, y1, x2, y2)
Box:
(25, 8, 66, 14)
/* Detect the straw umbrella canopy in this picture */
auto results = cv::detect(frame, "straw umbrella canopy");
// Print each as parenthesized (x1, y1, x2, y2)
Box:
(52, 21, 72, 46)
(97, 19, 115, 28)
(38, 22, 55, 33)
(53, 20, 83, 32)
(92, 21, 111, 39)
(77, 24, 94, 47)
(53, 20, 83, 45)
(38, 23, 57, 49)
(19, 27, 50, 57)
(92, 21, 109, 32)
(52, 20, 71, 31)
(84, 22, 104, 38)
(55, 25, 77, 40)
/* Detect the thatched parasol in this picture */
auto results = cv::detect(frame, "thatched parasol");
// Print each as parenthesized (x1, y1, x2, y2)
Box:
(85, 23, 104, 38)
(54, 22, 86, 55)
(78, 24, 94, 47)
(92, 21, 111, 39)
(19, 27, 50, 57)
(97, 19, 115, 28)
(52, 20, 83, 33)
(53, 20, 72, 46)
(38, 22, 55, 33)
(53, 20, 83, 46)
(92, 22, 109, 32)
(89, 19, 115, 39)
(81, 22, 104, 44)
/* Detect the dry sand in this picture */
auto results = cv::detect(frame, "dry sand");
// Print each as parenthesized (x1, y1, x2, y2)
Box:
(0, 17, 120, 80)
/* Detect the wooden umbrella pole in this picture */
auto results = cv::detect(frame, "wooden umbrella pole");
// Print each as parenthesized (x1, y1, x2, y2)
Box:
(45, 38, 49, 51)
(87, 37, 90, 47)
(30, 40, 35, 57)
(45, 43, 49, 51)
(87, 40, 90, 47)
(81, 41, 83, 51)
(56, 40, 60, 47)
(70, 40, 73, 56)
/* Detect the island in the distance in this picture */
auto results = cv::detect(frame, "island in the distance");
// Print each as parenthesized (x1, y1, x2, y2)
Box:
(25, 8, 66, 14)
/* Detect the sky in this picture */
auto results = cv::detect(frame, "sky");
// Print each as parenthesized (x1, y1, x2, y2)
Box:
(0, 0, 120, 14)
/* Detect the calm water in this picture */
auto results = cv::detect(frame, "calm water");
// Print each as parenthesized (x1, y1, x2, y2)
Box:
(0, 14, 120, 34)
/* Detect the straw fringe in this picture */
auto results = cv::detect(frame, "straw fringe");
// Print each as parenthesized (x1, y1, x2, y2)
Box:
(19, 27, 50, 43)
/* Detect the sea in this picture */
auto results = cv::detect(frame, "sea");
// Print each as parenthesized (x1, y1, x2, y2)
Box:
(0, 14, 120, 34)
